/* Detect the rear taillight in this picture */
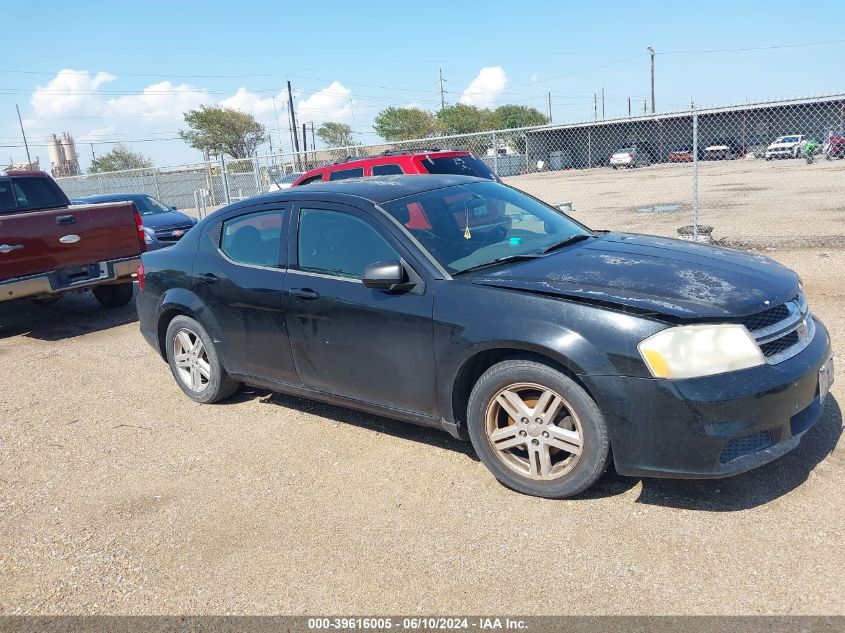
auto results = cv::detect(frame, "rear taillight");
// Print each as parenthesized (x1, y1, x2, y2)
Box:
(137, 260, 145, 292)
(134, 210, 147, 252)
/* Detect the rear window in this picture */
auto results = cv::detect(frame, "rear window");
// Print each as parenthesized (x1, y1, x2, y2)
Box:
(0, 176, 67, 214)
(419, 155, 496, 180)
(328, 167, 364, 181)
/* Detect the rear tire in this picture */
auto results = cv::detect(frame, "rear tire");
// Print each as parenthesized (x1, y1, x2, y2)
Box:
(165, 315, 239, 403)
(92, 282, 134, 308)
(466, 359, 610, 499)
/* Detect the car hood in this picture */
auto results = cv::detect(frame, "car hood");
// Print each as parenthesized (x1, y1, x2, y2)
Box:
(768, 141, 799, 149)
(140, 210, 195, 230)
(470, 233, 799, 319)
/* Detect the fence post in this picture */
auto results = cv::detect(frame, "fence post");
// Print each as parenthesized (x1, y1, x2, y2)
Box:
(253, 155, 261, 195)
(220, 155, 231, 205)
(492, 131, 498, 176)
(153, 170, 161, 198)
(524, 132, 530, 173)
(692, 107, 699, 241)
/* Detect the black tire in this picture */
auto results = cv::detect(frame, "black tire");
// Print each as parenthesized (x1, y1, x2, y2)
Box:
(466, 359, 610, 499)
(165, 315, 240, 404)
(92, 282, 134, 308)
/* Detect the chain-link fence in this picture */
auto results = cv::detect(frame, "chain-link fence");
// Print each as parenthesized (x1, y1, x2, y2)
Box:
(55, 93, 845, 249)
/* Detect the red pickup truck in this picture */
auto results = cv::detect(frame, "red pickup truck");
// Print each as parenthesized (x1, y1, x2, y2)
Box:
(0, 171, 145, 307)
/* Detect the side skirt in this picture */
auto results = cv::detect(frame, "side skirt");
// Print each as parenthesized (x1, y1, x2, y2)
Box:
(230, 373, 464, 440)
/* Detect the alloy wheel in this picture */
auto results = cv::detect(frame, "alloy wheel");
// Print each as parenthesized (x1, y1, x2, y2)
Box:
(484, 382, 583, 480)
(172, 328, 211, 392)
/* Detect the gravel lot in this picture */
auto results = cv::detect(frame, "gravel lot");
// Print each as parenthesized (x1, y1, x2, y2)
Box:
(505, 157, 845, 248)
(1, 244, 842, 616)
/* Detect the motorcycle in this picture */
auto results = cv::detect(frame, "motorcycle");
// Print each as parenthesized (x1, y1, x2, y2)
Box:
(804, 139, 820, 164)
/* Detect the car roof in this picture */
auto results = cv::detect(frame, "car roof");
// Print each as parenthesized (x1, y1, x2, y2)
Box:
(233, 174, 488, 208)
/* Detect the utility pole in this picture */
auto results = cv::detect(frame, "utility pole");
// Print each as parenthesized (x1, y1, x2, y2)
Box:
(601, 88, 605, 119)
(547, 92, 552, 122)
(15, 105, 32, 168)
(310, 121, 315, 153)
(594, 94, 597, 120)
(438, 68, 446, 110)
(647, 46, 655, 113)
(628, 97, 631, 116)
(643, 99, 647, 114)
(302, 123, 307, 166)
(287, 81, 301, 163)
(90, 142, 96, 162)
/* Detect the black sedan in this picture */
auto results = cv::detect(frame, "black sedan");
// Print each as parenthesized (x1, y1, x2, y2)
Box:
(136, 175, 833, 498)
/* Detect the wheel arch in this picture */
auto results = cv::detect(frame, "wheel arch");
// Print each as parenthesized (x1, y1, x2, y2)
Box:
(154, 288, 222, 362)
(448, 344, 596, 432)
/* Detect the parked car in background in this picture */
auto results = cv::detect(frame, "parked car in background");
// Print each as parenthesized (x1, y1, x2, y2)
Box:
(609, 147, 650, 168)
(765, 134, 806, 159)
(703, 140, 745, 160)
(291, 149, 500, 186)
(823, 131, 845, 159)
(136, 174, 832, 499)
(72, 193, 197, 251)
(267, 171, 305, 191)
(668, 149, 694, 163)
(1, 171, 144, 307)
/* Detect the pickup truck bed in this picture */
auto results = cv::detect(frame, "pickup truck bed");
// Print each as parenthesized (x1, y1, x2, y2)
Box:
(0, 171, 145, 305)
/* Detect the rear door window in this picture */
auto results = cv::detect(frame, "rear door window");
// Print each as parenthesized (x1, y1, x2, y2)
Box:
(371, 164, 404, 176)
(328, 168, 364, 181)
(220, 210, 285, 268)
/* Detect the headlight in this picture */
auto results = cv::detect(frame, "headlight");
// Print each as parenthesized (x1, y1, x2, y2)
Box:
(143, 231, 154, 244)
(638, 324, 765, 379)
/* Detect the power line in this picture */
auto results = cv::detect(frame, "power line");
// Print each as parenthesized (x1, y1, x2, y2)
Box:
(660, 37, 845, 55)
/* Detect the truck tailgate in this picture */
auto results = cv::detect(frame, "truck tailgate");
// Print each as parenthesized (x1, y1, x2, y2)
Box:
(0, 202, 142, 282)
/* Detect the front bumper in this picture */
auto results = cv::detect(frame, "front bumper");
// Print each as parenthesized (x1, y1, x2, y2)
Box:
(766, 148, 796, 158)
(585, 317, 832, 478)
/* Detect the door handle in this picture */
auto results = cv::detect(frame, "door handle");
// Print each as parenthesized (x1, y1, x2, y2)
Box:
(197, 272, 220, 284)
(56, 215, 76, 225)
(290, 288, 320, 300)
(0, 244, 24, 254)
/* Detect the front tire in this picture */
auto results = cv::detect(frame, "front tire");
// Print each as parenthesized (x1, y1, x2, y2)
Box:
(165, 315, 239, 403)
(466, 360, 610, 498)
(92, 282, 134, 307)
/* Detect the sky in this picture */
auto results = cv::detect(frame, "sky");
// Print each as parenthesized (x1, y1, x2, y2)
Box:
(2, 0, 844, 170)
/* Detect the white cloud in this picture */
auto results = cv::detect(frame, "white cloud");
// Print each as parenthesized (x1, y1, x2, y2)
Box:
(530, 72, 539, 83)
(459, 67, 508, 109)
(296, 81, 353, 124)
(16, 71, 366, 166)
(106, 81, 210, 118)
(30, 69, 116, 118)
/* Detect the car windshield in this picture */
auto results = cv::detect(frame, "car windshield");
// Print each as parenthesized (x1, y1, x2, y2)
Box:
(777, 136, 800, 143)
(419, 155, 497, 180)
(134, 196, 172, 216)
(616, 148, 635, 153)
(381, 181, 592, 275)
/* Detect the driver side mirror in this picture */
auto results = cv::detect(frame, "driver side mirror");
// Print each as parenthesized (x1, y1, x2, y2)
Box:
(362, 260, 413, 292)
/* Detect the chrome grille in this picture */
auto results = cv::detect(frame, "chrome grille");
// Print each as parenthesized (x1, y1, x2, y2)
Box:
(744, 293, 813, 364)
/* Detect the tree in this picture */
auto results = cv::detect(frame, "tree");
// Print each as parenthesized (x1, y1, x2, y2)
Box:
(493, 105, 549, 130)
(493, 105, 549, 154)
(373, 107, 437, 141)
(179, 106, 266, 159)
(436, 104, 498, 135)
(88, 144, 153, 173)
(316, 122, 354, 148)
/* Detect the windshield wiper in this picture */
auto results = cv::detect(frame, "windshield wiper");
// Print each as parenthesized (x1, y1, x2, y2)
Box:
(455, 254, 542, 275)
(541, 234, 594, 254)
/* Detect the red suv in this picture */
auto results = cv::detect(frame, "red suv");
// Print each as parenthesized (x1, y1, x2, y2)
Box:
(291, 149, 500, 186)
